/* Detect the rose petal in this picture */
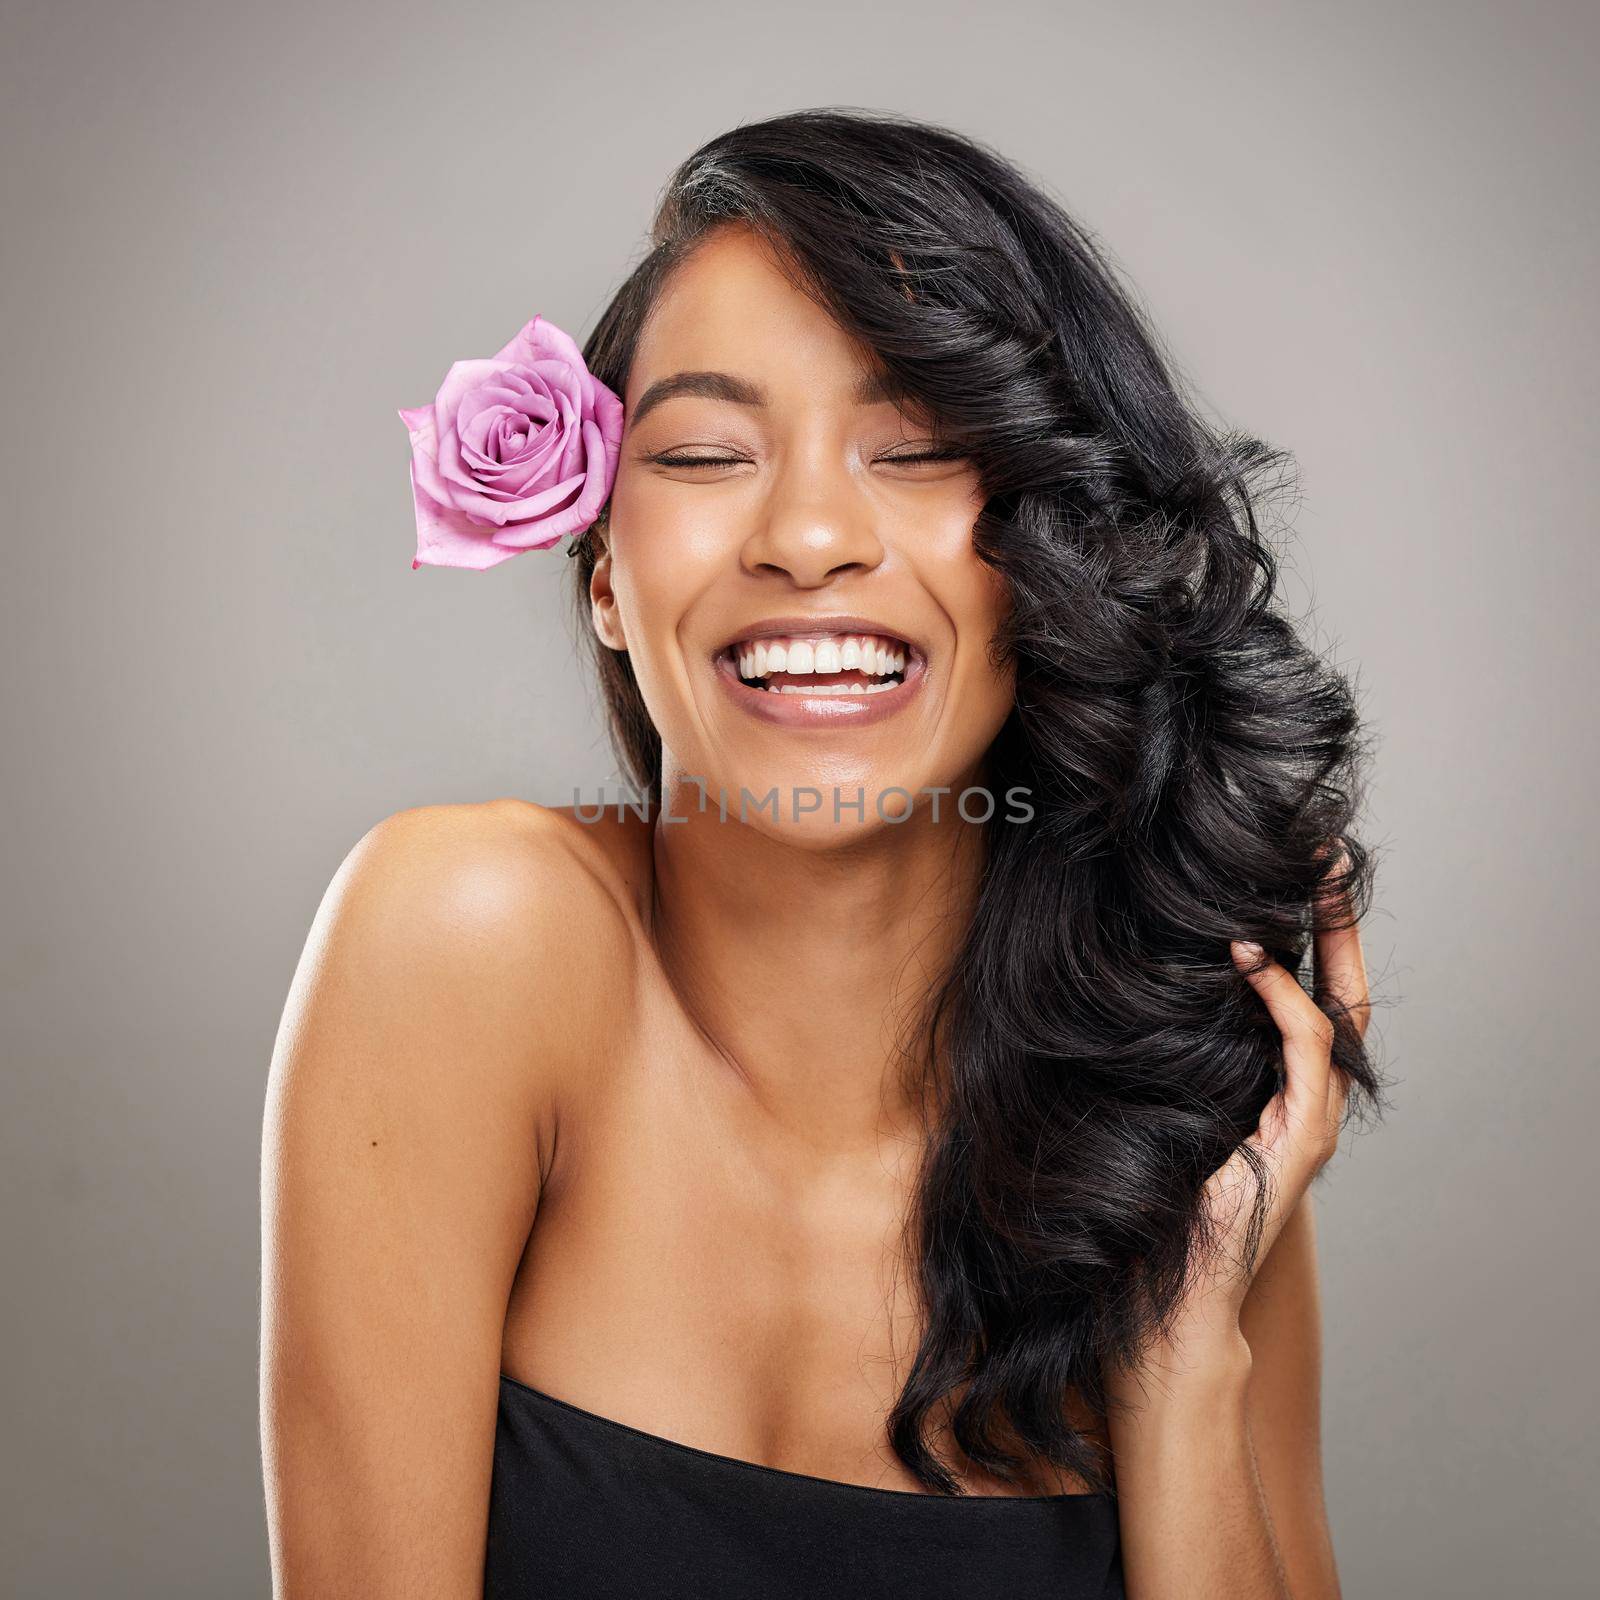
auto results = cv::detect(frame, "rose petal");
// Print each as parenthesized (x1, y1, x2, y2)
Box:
(441, 399, 560, 496)
(400, 402, 495, 523)
(432, 465, 585, 527)
(491, 314, 586, 373)
(571, 414, 615, 520)
(402, 412, 465, 515)
(407, 459, 524, 570)
(479, 433, 561, 497)
(488, 419, 612, 549)
(489, 523, 568, 553)
(489, 499, 591, 548)
(432, 358, 514, 426)
(462, 372, 554, 429)
(398, 404, 434, 438)
(437, 401, 588, 520)
(432, 360, 525, 490)
(461, 398, 552, 466)
(521, 359, 584, 414)
(592, 380, 625, 470)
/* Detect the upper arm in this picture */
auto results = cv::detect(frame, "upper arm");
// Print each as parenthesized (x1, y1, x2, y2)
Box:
(259, 801, 622, 1598)
(1237, 1189, 1342, 1598)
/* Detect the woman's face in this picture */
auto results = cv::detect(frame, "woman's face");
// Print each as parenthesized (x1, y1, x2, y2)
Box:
(591, 224, 1015, 842)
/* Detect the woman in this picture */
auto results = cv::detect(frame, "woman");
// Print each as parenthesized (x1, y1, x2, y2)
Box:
(261, 108, 1382, 1598)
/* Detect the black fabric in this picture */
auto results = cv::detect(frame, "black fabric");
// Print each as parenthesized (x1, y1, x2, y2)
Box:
(486, 1373, 1126, 1598)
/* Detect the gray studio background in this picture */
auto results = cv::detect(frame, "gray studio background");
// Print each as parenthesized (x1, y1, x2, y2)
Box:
(3, 1, 1595, 1594)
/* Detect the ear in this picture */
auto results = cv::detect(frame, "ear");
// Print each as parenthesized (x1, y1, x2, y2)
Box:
(588, 541, 628, 652)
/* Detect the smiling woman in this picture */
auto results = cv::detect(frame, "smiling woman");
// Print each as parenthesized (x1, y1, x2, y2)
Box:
(263, 106, 1385, 1600)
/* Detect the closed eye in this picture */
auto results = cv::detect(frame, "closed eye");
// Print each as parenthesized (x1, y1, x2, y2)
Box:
(646, 447, 969, 469)
(884, 447, 971, 465)
(644, 453, 748, 470)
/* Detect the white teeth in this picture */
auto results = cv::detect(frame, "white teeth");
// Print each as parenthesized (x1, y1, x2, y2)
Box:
(772, 680, 897, 695)
(729, 630, 913, 688)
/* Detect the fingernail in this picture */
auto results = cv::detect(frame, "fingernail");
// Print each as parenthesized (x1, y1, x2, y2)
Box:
(1232, 940, 1263, 962)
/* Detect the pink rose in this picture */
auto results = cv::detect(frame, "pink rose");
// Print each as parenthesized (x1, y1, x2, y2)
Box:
(398, 315, 624, 570)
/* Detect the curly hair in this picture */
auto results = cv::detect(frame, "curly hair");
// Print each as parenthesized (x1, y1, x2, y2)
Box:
(567, 106, 1389, 1497)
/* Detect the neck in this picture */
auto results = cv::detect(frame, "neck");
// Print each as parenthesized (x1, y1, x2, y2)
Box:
(646, 776, 985, 1154)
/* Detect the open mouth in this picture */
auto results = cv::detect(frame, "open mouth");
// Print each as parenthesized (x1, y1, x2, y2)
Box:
(718, 631, 918, 696)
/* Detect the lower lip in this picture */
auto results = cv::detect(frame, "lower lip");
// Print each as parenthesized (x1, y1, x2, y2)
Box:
(713, 649, 928, 728)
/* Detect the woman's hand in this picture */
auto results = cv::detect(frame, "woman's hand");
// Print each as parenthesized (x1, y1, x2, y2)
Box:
(1100, 851, 1370, 1599)
(1175, 847, 1373, 1357)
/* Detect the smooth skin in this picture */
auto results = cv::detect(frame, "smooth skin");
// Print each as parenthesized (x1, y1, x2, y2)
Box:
(261, 225, 1366, 1597)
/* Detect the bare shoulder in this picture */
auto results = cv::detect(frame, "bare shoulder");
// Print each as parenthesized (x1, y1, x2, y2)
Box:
(298, 797, 648, 1081)
(337, 794, 648, 942)
(268, 795, 652, 1189)
(259, 797, 650, 1596)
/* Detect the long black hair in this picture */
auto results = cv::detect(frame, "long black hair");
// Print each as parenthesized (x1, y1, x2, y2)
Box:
(568, 106, 1388, 1497)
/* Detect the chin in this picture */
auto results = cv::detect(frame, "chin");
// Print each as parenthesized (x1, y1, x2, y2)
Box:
(659, 762, 989, 850)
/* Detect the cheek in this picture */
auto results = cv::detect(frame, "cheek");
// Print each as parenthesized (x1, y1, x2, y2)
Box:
(918, 511, 1011, 650)
(610, 460, 744, 570)
(605, 472, 720, 647)
(922, 538, 1016, 737)
(955, 624, 1016, 734)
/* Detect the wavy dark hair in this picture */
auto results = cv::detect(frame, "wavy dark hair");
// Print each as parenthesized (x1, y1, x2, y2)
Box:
(567, 106, 1389, 1497)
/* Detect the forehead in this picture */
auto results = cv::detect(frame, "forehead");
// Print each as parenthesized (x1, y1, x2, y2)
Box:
(625, 227, 884, 414)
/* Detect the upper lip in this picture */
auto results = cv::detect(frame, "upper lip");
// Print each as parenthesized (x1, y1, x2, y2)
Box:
(714, 613, 924, 659)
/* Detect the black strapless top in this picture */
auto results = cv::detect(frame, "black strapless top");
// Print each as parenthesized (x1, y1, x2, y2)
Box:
(486, 1373, 1126, 1598)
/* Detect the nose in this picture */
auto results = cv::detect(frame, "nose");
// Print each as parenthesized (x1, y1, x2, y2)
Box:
(738, 453, 886, 588)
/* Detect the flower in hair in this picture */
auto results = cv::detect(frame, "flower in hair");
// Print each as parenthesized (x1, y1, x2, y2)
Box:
(398, 315, 624, 569)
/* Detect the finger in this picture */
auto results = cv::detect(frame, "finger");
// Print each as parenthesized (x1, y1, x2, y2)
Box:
(1313, 845, 1372, 1041)
(1231, 940, 1337, 1153)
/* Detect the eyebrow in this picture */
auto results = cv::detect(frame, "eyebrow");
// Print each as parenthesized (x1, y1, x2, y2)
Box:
(629, 368, 898, 427)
